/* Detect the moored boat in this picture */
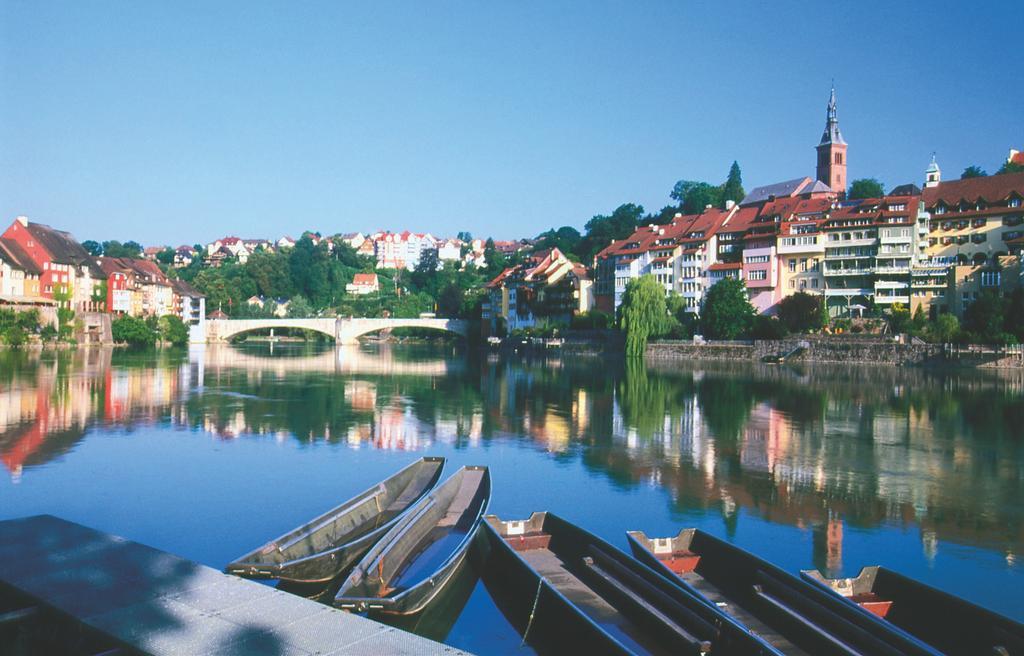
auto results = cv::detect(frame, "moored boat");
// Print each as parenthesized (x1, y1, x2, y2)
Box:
(484, 511, 782, 656)
(225, 456, 445, 584)
(803, 566, 1024, 656)
(333, 465, 491, 621)
(628, 529, 943, 656)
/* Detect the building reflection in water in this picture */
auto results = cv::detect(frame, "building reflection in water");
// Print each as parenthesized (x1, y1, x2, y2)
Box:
(1, 344, 1022, 567)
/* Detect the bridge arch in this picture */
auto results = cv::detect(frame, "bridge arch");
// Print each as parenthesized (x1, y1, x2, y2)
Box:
(205, 318, 338, 343)
(337, 318, 468, 345)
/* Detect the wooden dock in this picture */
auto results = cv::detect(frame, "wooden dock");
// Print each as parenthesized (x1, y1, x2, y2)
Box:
(0, 515, 472, 655)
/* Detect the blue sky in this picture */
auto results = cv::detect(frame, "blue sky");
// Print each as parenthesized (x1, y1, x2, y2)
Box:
(2, 1, 1022, 246)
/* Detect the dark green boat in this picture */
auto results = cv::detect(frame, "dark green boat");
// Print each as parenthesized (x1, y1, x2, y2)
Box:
(225, 457, 445, 584)
(333, 465, 491, 622)
(628, 528, 943, 656)
(803, 566, 1024, 656)
(484, 511, 782, 656)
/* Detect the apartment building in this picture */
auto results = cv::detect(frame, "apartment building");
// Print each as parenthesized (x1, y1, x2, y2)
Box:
(483, 247, 592, 333)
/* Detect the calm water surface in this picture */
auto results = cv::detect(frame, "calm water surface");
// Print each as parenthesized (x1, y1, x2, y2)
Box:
(1, 343, 1022, 653)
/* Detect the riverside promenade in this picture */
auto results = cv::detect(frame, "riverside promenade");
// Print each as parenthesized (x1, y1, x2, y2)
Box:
(0, 515, 470, 655)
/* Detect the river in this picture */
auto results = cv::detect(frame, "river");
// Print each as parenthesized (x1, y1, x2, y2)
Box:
(1, 343, 1022, 653)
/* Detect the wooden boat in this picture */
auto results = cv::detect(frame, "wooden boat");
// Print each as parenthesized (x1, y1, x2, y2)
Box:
(628, 529, 943, 656)
(226, 457, 445, 584)
(333, 465, 491, 621)
(803, 566, 1024, 656)
(483, 511, 782, 656)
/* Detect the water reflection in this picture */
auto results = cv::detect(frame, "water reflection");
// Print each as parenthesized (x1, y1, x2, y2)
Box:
(2, 344, 1022, 575)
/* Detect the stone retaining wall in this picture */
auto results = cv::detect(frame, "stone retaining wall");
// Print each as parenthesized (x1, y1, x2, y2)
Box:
(646, 338, 1022, 368)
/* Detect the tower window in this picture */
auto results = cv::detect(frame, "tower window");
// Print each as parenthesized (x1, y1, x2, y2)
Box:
(835, 153, 843, 165)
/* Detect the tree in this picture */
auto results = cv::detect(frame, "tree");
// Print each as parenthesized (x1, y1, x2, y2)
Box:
(102, 240, 143, 258)
(535, 226, 581, 257)
(577, 203, 644, 262)
(482, 238, 506, 279)
(927, 313, 959, 343)
(961, 165, 988, 179)
(437, 282, 463, 318)
(777, 292, 827, 333)
(156, 248, 176, 265)
(963, 291, 1006, 343)
(887, 302, 912, 334)
(112, 315, 158, 347)
(720, 161, 745, 206)
(81, 240, 102, 256)
(847, 178, 885, 200)
(286, 295, 314, 318)
(456, 231, 473, 243)
(672, 181, 722, 215)
(620, 275, 668, 357)
(997, 160, 1024, 175)
(158, 314, 190, 345)
(699, 277, 755, 339)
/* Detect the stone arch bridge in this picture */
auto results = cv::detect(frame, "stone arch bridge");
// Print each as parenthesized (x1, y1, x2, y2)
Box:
(198, 317, 469, 345)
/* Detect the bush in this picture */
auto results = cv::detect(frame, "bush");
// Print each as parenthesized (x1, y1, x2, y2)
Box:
(777, 292, 826, 333)
(699, 278, 756, 339)
(39, 325, 58, 342)
(112, 315, 158, 347)
(751, 315, 789, 340)
(925, 314, 959, 343)
(158, 315, 190, 346)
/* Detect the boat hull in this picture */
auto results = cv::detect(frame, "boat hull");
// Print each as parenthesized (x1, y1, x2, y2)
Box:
(334, 466, 491, 622)
(485, 512, 781, 656)
(226, 457, 445, 584)
(803, 566, 1024, 656)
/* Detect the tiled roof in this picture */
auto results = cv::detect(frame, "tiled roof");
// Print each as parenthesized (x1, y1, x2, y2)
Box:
(23, 222, 93, 267)
(740, 177, 813, 206)
(0, 238, 42, 275)
(922, 172, 1024, 207)
(171, 279, 203, 297)
(352, 273, 378, 285)
(708, 262, 742, 270)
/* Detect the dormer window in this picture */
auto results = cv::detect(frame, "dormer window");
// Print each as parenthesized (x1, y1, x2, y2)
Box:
(976, 201, 985, 211)
(1010, 198, 1021, 208)
(888, 204, 905, 212)
(935, 204, 946, 215)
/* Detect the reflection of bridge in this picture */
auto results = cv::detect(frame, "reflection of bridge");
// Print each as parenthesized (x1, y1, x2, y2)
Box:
(196, 317, 468, 345)
(193, 345, 459, 377)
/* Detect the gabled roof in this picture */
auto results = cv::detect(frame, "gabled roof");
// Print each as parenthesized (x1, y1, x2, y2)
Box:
(922, 171, 1024, 207)
(171, 278, 203, 297)
(0, 238, 41, 275)
(23, 222, 93, 267)
(740, 177, 813, 206)
(352, 273, 378, 285)
(98, 257, 170, 285)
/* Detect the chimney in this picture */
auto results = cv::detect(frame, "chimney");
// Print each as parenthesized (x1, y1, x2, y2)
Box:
(725, 200, 736, 210)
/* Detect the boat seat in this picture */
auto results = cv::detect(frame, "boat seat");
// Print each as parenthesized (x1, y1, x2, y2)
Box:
(582, 554, 713, 655)
(584, 544, 721, 641)
(504, 532, 551, 552)
(657, 550, 701, 574)
(849, 592, 892, 618)
(751, 570, 905, 656)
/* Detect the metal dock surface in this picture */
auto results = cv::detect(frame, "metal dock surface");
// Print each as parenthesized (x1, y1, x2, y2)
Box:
(0, 515, 471, 655)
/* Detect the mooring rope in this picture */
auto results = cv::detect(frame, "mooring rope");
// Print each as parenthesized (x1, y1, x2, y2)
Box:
(520, 577, 544, 646)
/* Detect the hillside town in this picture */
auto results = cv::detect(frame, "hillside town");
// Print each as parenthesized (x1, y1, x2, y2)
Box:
(2, 90, 1023, 345)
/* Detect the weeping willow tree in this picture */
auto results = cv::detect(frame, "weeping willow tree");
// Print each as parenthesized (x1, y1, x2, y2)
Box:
(620, 275, 668, 357)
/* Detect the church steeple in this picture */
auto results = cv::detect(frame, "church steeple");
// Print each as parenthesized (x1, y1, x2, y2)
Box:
(816, 84, 848, 194)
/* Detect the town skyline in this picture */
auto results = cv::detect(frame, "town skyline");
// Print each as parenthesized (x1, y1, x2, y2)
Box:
(3, 2, 1022, 245)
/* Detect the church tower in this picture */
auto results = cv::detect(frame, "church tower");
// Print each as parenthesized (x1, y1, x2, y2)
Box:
(924, 154, 941, 188)
(816, 85, 848, 194)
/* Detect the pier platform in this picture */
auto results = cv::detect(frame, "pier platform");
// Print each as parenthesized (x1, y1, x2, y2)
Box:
(0, 515, 470, 655)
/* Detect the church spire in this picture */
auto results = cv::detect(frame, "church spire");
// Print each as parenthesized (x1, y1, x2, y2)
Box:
(820, 84, 845, 146)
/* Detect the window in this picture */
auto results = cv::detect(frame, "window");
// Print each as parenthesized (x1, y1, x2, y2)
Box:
(745, 254, 770, 263)
(888, 204, 906, 211)
(971, 233, 987, 244)
(800, 258, 808, 272)
(788, 259, 796, 272)
(789, 280, 795, 289)
(934, 205, 946, 215)
(748, 270, 767, 281)
(981, 271, 1001, 287)
(812, 279, 819, 288)
(1010, 198, 1021, 208)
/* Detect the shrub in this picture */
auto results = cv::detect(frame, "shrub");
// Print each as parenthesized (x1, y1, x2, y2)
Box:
(751, 315, 789, 340)
(777, 292, 827, 333)
(158, 315, 190, 346)
(112, 315, 158, 347)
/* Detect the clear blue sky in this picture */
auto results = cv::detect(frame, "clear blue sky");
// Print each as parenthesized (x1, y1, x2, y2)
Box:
(2, 1, 1022, 246)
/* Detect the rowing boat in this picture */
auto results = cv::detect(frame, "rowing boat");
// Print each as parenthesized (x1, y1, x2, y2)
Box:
(484, 511, 782, 655)
(333, 465, 491, 622)
(803, 566, 1024, 656)
(628, 529, 943, 656)
(226, 457, 445, 584)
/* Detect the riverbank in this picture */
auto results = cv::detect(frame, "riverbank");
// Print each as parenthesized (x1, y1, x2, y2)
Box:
(646, 335, 1024, 368)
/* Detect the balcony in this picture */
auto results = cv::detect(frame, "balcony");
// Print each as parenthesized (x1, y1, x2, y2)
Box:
(874, 265, 911, 274)
(875, 280, 909, 290)
(824, 288, 873, 297)
(824, 268, 873, 277)
(880, 234, 913, 245)
(827, 237, 877, 248)
(777, 243, 825, 255)
(875, 295, 910, 304)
